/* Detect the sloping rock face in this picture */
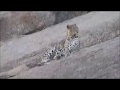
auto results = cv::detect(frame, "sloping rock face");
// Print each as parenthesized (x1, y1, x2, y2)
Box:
(0, 11, 88, 42)
(0, 11, 120, 79)
(10, 37, 120, 79)
(0, 11, 55, 42)
(53, 11, 88, 24)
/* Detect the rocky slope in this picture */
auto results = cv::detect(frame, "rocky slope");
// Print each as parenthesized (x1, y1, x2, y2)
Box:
(0, 11, 88, 42)
(0, 11, 120, 79)
(10, 36, 120, 79)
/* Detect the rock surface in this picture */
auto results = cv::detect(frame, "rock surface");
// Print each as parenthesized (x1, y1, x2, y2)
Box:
(53, 11, 88, 24)
(0, 11, 88, 42)
(0, 11, 55, 42)
(10, 37, 120, 79)
(0, 11, 120, 78)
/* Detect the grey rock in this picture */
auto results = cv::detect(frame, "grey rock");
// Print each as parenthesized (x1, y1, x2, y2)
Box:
(0, 11, 88, 42)
(10, 37, 120, 79)
(53, 11, 88, 24)
(0, 11, 120, 78)
(0, 11, 55, 42)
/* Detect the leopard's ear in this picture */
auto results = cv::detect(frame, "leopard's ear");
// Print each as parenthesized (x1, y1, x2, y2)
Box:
(67, 25, 70, 29)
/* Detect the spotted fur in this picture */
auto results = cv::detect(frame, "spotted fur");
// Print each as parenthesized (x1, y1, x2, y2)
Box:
(41, 24, 80, 63)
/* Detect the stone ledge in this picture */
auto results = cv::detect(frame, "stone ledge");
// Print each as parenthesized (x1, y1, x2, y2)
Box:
(0, 11, 120, 71)
(10, 37, 120, 78)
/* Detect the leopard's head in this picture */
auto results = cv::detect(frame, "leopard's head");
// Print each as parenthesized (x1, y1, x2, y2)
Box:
(66, 24, 79, 39)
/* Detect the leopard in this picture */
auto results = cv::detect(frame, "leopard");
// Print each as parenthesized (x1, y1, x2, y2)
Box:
(41, 24, 80, 63)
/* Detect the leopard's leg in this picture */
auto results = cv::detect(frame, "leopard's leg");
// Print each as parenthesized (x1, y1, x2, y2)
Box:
(64, 47, 71, 57)
(41, 46, 56, 63)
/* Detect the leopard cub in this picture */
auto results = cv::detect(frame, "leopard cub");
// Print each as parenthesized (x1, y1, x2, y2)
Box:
(41, 24, 80, 63)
